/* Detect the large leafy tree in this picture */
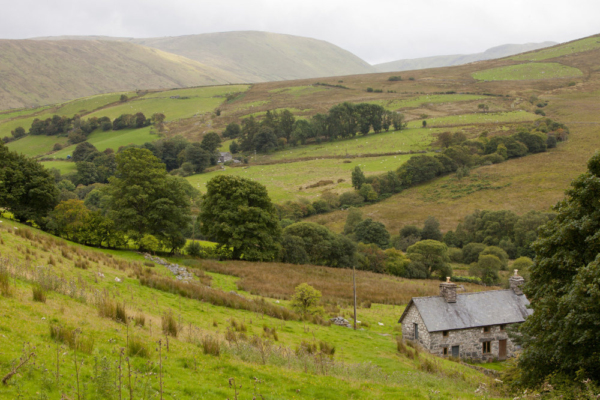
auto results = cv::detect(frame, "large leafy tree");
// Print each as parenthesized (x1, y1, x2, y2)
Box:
(354, 218, 390, 248)
(406, 240, 451, 278)
(107, 148, 194, 252)
(199, 175, 281, 261)
(0, 142, 58, 226)
(517, 152, 600, 385)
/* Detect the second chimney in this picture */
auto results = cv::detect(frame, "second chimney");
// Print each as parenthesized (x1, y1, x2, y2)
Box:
(509, 270, 525, 295)
(439, 277, 457, 303)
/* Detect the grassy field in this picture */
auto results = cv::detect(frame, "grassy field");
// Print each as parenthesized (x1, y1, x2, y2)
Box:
(40, 160, 77, 175)
(187, 155, 414, 202)
(264, 127, 434, 161)
(52, 91, 138, 117)
(370, 94, 488, 110)
(405, 111, 539, 127)
(50, 126, 156, 158)
(0, 218, 504, 400)
(0, 105, 51, 121)
(6, 134, 70, 157)
(143, 84, 251, 99)
(472, 62, 583, 81)
(512, 35, 600, 61)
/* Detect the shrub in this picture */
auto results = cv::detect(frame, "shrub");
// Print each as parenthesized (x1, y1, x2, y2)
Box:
(128, 336, 150, 358)
(470, 254, 502, 285)
(339, 191, 364, 207)
(162, 310, 178, 337)
(448, 248, 464, 263)
(32, 284, 46, 303)
(480, 246, 509, 270)
(53, 143, 63, 151)
(388, 76, 402, 81)
(462, 243, 486, 264)
(366, 87, 374, 93)
(319, 340, 335, 356)
(185, 241, 202, 257)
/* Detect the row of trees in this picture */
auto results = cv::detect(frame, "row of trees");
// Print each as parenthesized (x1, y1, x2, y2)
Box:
(2, 112, 165, 147)
(223, 103, 406, 154)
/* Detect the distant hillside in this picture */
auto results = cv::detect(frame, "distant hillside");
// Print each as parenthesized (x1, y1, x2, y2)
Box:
(375, 42, 557, 72)
(35, 31, 377, 82)
(0, 39, 238, 109)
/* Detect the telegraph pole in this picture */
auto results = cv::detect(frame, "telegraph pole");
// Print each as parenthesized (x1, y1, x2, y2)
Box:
(353, 264, 357, 330)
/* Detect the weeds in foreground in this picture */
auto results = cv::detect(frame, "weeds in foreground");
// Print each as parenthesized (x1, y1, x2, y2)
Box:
(162, 310, 178, 337)
(32, 284, 46, 303)
(127, 335, 150, 358)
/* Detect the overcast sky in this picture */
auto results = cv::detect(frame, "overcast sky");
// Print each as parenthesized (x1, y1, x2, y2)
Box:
(1, 0, 599, 64)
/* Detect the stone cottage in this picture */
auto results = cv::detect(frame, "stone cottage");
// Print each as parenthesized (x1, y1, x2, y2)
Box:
(398, 271, 532, 361)
(218, 152, 233, 163)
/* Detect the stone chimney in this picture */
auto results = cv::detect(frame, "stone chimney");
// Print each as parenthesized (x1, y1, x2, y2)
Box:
(439, 277, 457, 303)
(509, 270, 525, 295)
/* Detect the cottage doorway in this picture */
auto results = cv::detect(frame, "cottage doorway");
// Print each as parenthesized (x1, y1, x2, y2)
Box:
(499, 339, 507, 360)
(451, 345, 459, 358)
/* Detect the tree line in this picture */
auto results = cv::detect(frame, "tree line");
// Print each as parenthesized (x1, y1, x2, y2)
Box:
(223, 102, 406, 154)
(2, 112, 166, 147)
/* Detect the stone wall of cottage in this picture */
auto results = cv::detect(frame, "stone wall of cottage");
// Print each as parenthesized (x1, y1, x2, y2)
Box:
(400, 304, 432, 349)
(429, 324, 517, 361)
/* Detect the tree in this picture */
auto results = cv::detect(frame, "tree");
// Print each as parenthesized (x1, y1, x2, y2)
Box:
(229, 141, 240, 154)
(107, 148, 193, 252)
(283, 222, 356, 269)
(516, 152, 600, 385)
(11, 127, 26, 139)
(343, 207, 363, 235)
(406, 240, 451, 278)
(223, 123, 241, 139)
(351, 166, 366, 190)
(281, 234, 310, 265)
(480, 246, 509, 270)
(469, 254, 501, 285)
(291, 283, 321, 318)
(184, 143, 211, 173)
(421, 216, 443, 241)
(0, 142, 59, 226)
(384, 248, 411, 276)
(48, 199, 90, 241)
(253, 127, 278, 153)
(72, 142, 99, 162)
(462, 242, 486, 264)
(200, 132, 222, 154)
(354, 218, 390, 248)
(120, 94, 128, 102)
(359, 183, 378, 201)
(199, 175, 281, 261)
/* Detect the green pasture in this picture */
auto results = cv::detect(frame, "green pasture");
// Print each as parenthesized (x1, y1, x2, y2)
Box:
(264, 127, 435, 161)
(370, 94, 488, 110)
(512, 36, 600, 61)
(6, 134, 69, 157)
(406, 111, 539, 128)
(186, 154, 414, 202)
(0, 110, 56, 139)
(268, 85, 329, 97)
(53, 91, 138, 117)
(40, 160, 77, 175)
(0, 217, 502, 399)
(50, 126, 156, 158)
(472, 63, 583, 81)
(142, 84, 251, 99)
(0, 105, 50, 122)
(240, 107, 309, 119)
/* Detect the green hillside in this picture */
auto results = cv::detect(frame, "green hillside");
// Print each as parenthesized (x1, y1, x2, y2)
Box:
(0, 39, 239, 109)
(0, 219, 502, 399)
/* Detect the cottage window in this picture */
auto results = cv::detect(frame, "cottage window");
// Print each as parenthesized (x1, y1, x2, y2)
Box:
(443, 330, 449, 337)
(443, 347, 448, 356)
(483, 326, 491, 333)
(482, 341, 491, 354)
(500, 324, 506, 331)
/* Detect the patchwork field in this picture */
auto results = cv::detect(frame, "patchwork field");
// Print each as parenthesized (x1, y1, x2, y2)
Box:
(472, 62, 583, 81)
(187, 154, 414, 202)
(512, 35, 600, 61)
(40, 160, 77, 174)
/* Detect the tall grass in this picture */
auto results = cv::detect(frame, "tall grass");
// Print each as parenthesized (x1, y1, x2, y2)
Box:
(50, 325, 95, 354)
(127, 336, 150, 358)
(32, 284, 46, 302)
(139, 273, 297, 321)
(162, 310, 178, 337)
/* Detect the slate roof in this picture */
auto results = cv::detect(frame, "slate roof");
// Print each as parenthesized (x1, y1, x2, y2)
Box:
(398, 290, 532, 332)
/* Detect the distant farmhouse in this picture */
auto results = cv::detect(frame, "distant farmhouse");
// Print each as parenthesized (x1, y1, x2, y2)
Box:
(218, 152, 234, 163)
(399, 271, 531, 361)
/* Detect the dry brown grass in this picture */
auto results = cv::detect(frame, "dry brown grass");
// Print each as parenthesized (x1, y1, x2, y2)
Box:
(199, 260, 488, 305)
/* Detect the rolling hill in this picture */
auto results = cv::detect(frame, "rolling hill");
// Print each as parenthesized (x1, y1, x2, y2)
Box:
(374, 42, 557, 72)
(35, 31, 377, 83)
(0, 39, 239, 109)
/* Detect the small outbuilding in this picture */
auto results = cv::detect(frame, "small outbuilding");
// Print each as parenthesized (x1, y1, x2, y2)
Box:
(218, 152, 233, 163)
(398, 271, 531, 361)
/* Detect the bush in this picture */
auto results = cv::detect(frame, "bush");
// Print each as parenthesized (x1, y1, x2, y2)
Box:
(535, 109, 546, 116)
(384, 248, 411, 276)
(480, 246, 509, 270)
(448, 247, 464, 263)
(354, 218, 390, 248)
(185, 241, 202, 257)
(53, 143, 63, 151)
(470, 254, 502, 285)
(462, 243, 486, 264)
(388, 76, 402, 81)
(339, 191, 364, 207)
